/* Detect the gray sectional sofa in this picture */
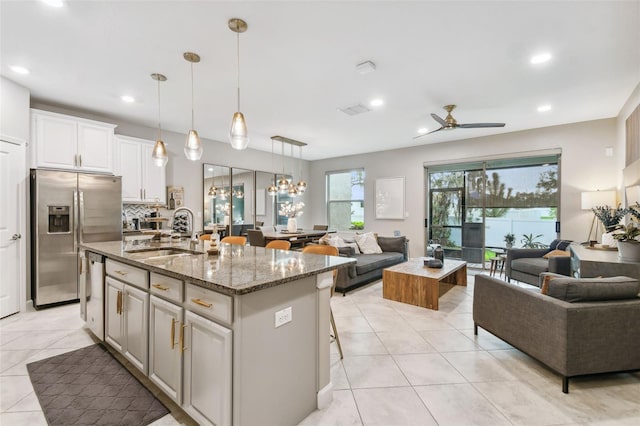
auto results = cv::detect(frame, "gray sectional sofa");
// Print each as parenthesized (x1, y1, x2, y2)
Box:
(473, 273, 640, 393)
(335, 236, 408, 295)
(506, 239, 573, 285)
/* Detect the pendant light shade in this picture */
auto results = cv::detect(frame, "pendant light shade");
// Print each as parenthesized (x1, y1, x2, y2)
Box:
(296, 145, 307, 193)
(208, 184, 217, 197)
(228, 18, 249, 150)
(183, 52, 203, 160)
(229, 112, 249, 150)
(151, 73, 168, 167)
(267, 184, 278, 197)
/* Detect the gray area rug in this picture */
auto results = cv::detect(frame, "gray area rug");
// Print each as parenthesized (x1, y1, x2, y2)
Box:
(27, 344, 169, 426)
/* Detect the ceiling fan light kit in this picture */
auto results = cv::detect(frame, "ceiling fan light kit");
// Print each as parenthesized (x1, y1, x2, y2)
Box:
(414, 104, 506, 139)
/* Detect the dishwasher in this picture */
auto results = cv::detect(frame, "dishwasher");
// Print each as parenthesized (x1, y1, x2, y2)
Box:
(80, 251, 105, 340)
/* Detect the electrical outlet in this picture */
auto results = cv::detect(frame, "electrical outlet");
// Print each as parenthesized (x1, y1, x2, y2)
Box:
(275, 306, 292, 328)
(393, 230, 401, 236)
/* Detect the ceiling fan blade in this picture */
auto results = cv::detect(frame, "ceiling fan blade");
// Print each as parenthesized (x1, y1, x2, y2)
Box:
(412, 127, 444, 139)
(457, 122, 505, 128)
(430, 113, 447, 126)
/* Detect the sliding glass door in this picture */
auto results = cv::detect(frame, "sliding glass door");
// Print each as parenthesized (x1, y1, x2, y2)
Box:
(426, 155, 559, 264)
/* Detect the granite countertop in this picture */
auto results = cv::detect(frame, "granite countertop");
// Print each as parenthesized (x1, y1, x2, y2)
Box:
(81, 240, 354, 296)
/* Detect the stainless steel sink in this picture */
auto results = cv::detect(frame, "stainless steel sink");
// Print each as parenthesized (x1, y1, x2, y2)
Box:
(125, 247, 203, 260)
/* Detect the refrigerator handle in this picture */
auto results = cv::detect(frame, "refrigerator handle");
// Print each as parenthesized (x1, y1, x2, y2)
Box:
(73, 191, 79, 253)
(79, 191, 85, 247)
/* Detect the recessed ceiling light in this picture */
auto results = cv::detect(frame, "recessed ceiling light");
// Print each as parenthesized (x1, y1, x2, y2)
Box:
(370, 98, 384, 107)
(40, 0, 65, 7)
(537, 104, 552, 112)
(530, 52, 552, 64)
(417, 128, 428, 135)
(120, 95, 135, 103)
(10, 65, 30, 75)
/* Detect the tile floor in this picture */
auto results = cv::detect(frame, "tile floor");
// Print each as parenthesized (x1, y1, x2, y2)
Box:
(2, 274, 639, 425)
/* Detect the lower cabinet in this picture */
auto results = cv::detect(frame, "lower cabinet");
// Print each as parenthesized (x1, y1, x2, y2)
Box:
(105, 276, 149, 374)
(149, 295, 184, 404)
(183, 310, 232, 426)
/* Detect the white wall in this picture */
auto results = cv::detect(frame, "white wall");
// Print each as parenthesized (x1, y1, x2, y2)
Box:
(309, 118, 619, 258)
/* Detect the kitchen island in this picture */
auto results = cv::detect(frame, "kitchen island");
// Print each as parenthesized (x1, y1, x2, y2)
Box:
(80, 239, 354, 426)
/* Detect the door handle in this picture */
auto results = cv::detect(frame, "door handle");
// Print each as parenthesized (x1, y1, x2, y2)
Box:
(170, 318, 176, 349)
(73, 191, 78, 253)
(10, 233, 21, 240)
(78, 191, 85, 247)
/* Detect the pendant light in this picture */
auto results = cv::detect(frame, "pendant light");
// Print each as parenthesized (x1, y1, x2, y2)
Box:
(183, 52, 203, 161)
(151, 73, 168, 167)
(287, 144, 298, 197)
(296, 145, 307, 194)
(267, 140, 278, 196)
(218, 169, 228, 200)
(277, 141, 289, 192)
(228, 18, 249, 150)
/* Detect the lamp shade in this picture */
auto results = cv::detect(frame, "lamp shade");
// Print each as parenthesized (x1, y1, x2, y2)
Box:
(229, 112, 249, 150)
(581, 190, 616, 210)
(151, 140, 168, 167)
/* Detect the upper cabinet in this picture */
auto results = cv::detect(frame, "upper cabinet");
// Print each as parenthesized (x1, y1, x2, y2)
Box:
(115, 135, 166, 204)
(31, 109, 116, 173)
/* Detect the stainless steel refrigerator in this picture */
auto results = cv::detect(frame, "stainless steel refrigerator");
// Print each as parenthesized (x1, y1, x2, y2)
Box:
(30, 169, 122, 308)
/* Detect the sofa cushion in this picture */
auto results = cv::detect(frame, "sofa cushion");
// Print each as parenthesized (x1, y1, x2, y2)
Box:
(338, 246, 356, 257)
(547, 276, 640, 302)
(354, 252, 404, 275)
(543, 249, 570, 259)
(355, 232, 382, 254)
(377, 236, 406, 254)
(511, 257, 549, 276)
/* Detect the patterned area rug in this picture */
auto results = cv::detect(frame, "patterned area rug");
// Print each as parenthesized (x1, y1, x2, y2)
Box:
(27, 344, 169, 425)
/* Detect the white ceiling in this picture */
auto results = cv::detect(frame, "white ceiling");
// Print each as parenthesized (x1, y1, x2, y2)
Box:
(2, 1, 639, 160)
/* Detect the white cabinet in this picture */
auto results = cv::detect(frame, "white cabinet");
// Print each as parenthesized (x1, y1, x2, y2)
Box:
(183, 310, 232, 426)
(105, 275, 149, 374)
(31, 109, 115, 173)
(149, 295, 183, 404)
(115, 135, 166, 203)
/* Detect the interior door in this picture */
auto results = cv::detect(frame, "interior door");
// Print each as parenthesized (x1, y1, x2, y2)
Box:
(0, 141, 23, 318)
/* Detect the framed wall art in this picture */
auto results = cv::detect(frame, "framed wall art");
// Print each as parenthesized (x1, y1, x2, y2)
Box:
(375, 177, 405, 220)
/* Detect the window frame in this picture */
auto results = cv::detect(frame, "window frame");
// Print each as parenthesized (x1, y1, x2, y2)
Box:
(326, 168, 365, 231)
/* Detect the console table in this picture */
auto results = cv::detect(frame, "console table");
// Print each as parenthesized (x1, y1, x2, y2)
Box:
(570, 244, 640, 279)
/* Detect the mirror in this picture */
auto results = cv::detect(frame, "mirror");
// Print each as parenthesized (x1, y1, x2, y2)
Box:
(256, 171, 277, 230)
(203, 164, 231, 232)
(229, 168, 255, 236)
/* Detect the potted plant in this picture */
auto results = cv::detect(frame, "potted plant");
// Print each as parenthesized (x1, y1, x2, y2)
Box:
(612, 223, 640, 261)
(279, 201, 304, 232)
(521, 233, 547, 249)
(504, 233, 515, 249)
(592, 205, 627, 247)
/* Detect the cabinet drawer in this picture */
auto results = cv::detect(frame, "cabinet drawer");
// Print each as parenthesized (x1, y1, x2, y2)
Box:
(185, 283, 232, 325)
(150, 272, 183, 303)
(106, 259, 149, 289)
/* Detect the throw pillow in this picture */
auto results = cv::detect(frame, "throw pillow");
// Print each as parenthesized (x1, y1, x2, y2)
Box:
(540, 274, 553, 295)
(543, 249, 571, 259)
(549, 239, 561, 250)
(344, 241, 361, 254)
(377, 236, 406, 254)
(326, 235, 347, 248)
(318, 233, 331, 245)
(355, 232, 383, 254)
(556, 240, 572, 250)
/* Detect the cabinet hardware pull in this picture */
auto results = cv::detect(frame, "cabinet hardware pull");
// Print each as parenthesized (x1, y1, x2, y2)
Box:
(79, 154, 82, 167)
(114, 270, 128, 275)
(180, 323, 187, 353)
(191, 298, 212, 308)
(143, 189, 146, 200)
(152, 284, 169, 291)
(140, 188, 143, 200)
(116, 290, 122, 315)
(74, 154, 78, 167)
(170, 318, 176, 349)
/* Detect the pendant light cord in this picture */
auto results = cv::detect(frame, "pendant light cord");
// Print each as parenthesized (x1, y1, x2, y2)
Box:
(236, 30, 241, 112)
(157, 78, 162, 141)
(190, 61, 195, 128)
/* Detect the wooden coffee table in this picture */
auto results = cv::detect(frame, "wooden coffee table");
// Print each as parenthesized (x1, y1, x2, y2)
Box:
(383, 258, 467, 310)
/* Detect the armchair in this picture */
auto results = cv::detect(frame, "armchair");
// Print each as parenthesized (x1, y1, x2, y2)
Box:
(506, 239, 572, 286)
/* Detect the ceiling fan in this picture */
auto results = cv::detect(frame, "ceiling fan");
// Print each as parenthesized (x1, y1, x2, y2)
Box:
(414, 104, 505, 138)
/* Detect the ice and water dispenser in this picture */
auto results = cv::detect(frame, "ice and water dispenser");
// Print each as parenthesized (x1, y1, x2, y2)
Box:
(48, 206, 70, 233)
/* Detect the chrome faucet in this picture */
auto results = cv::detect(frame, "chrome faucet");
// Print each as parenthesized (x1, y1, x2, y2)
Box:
(170, 207, 197, 241)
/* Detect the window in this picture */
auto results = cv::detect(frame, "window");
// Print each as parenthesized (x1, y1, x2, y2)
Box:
(327, 169, 365, 230)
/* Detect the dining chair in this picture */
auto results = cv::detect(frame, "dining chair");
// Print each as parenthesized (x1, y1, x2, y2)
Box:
(199, 233, 211, 240)
(220, 236, 247, 245)
(246, 229, 266, 247)
(301, 244, 343, 359)
(313, 225, 329, 231)
(265, 240, 291, 250)
(255, 221, 264, 227)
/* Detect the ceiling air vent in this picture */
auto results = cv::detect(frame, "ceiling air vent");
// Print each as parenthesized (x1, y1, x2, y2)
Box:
(338, 103, 371, 116)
